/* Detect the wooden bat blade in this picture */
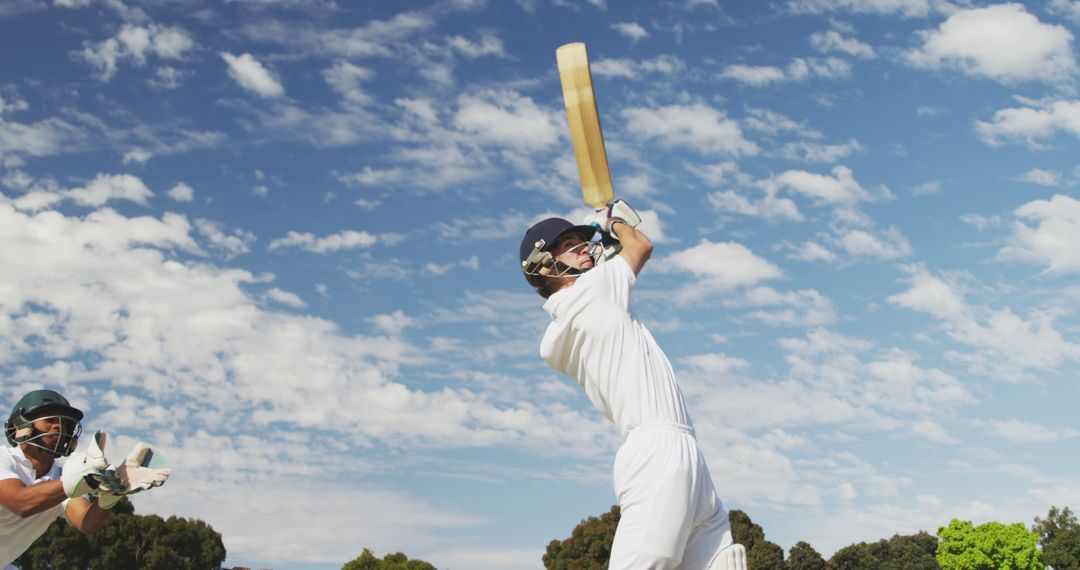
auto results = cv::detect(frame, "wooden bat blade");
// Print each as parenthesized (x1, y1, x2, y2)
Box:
(557, 42, 614, 210)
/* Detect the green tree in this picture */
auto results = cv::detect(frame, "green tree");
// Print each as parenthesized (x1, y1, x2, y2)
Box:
(788, 541, 826, 570)
(1032, 506, 1080, 570)
(543, 505, 620, 569)
(15, 498, 226, 570)
(936, 519, 1044, 570)
(341, 548, 436, 570)
(827, 531, 939, 570)
(728, 509, 785, 570)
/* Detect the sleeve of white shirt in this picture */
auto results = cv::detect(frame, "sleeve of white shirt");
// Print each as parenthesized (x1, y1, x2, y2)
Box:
(589, 255, 636, 310)
(0, 452, 20, 482)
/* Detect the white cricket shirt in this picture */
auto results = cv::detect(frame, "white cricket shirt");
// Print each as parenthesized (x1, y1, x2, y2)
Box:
(541, 255, 692, 437)
(0, 446, 69, 569)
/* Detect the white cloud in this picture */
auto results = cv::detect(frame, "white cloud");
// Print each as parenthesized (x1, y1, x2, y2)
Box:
(135, 464, 485, 566)
(0, 94, 29, 114)
(265, 287, 306, 308)
(611, 22, 648, 42)
(622, 103, 758, 156)
(446, 33, 506, 58)
(658, 240, 782, 302)
(323, 60, 374, 105)
(743, 107, 822, 138)
(339, 166, 406, 187)
(789, 241, 838, 263)
(79, 24, 195, 81)
(395, 97, 439, 123)
(0, 115, 90, 160)
(960, 213, 1001, 231)
(810, 30, 876, 59)
(785, 0, 938, 18)
(267, 229, 382, 253)
(912, 180, 942, 196)
(719, 63, 787, 86)
(707, 189, 803, 221)
(975, 418, 1079, 443)
(887, 265, 968, 319)
(1016, 168, 1061, 186)
(975, 99, 1080, 149)
(719, 57, 851, 86)
(905, 4, 1076, 84)
(590, 55, 685, 79)
(888, 265, 1080, 379)
(911, 418, 959, 445)
(780, 139, 863, 163)
(123, 148, 153, 165)
(12, 173, 154, 211)
(1049, 0, 1080, 23)
(167, 182, 194, 202)
(221, 52, 285, 98)
(835, 226, 912, 261)
(453, 90, 560, 150)
(735, 286, 837, 326)
(1000, 194, 1080, 273)
(680, 352, 750, 377)
(371, 310, 420, 336)
(193, 218, 255, 257)
(771, 165, 874, 206)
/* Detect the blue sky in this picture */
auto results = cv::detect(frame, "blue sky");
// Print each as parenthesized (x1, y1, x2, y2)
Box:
(2, 0, 1080, 568)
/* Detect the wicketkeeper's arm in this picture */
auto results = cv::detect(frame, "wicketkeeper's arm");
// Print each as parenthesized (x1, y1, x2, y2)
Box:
(64, 495, 111, 534)
(0, 478, 68, 517)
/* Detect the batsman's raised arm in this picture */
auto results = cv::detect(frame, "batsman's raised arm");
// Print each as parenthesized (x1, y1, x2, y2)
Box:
(611, 220, 651, 276)
(584, 199, 651, 276)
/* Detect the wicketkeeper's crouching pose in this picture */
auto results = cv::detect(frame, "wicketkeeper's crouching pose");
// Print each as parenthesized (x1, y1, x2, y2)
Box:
(0, 389, 171, 567)
(521, 200, 747, 570)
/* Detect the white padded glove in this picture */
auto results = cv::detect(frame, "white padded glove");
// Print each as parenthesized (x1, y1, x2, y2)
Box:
(583, 199, 641, 235)
(111, 443, 170, 494)
(608, 199, 641, 229)
(61, 431, 114, 498)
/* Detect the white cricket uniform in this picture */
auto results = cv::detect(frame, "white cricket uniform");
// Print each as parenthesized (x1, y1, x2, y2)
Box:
(541, 255, 734, 570)
(0, 446, 69, 569)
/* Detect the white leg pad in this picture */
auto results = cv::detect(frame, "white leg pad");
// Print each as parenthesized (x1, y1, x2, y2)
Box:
(707, 544, 746, 570)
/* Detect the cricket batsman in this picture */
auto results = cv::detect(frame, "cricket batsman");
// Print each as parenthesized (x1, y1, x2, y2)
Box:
(0, 388, 171, 567)
(520, 201, 747, 570)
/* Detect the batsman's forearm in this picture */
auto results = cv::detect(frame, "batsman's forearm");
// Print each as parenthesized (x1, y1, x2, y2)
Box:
(613, 222, 652, 274)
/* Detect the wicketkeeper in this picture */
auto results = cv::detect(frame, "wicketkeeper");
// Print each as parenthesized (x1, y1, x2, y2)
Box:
(520, 200, 747, 570)
(0, 388, 171, 567)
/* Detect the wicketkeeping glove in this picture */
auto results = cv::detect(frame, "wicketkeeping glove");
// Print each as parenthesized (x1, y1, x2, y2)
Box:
(61, 431, 119, 498)
(110, 442, 170, 494)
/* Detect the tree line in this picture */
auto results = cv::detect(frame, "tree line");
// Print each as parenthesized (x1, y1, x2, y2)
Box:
(16, 501, 1080, 569)
(542, 504, 1080, 570)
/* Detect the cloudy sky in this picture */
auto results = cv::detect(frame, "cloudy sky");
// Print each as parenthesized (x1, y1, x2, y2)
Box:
(3, 0, 1080, 568)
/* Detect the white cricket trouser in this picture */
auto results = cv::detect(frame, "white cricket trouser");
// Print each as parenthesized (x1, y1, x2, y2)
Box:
(609, 423, 735, 570)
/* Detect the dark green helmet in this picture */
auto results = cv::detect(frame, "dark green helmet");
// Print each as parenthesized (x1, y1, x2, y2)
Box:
(4, 389, 84, 457)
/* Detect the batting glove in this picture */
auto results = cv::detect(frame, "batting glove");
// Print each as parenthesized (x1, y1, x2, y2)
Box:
(61, 431, 117, 498)
(608, 199, 641, 228)
(583, 199, 641, 235)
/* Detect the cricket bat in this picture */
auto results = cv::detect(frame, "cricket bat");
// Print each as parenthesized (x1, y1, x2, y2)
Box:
(556, 42, 614, 210)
